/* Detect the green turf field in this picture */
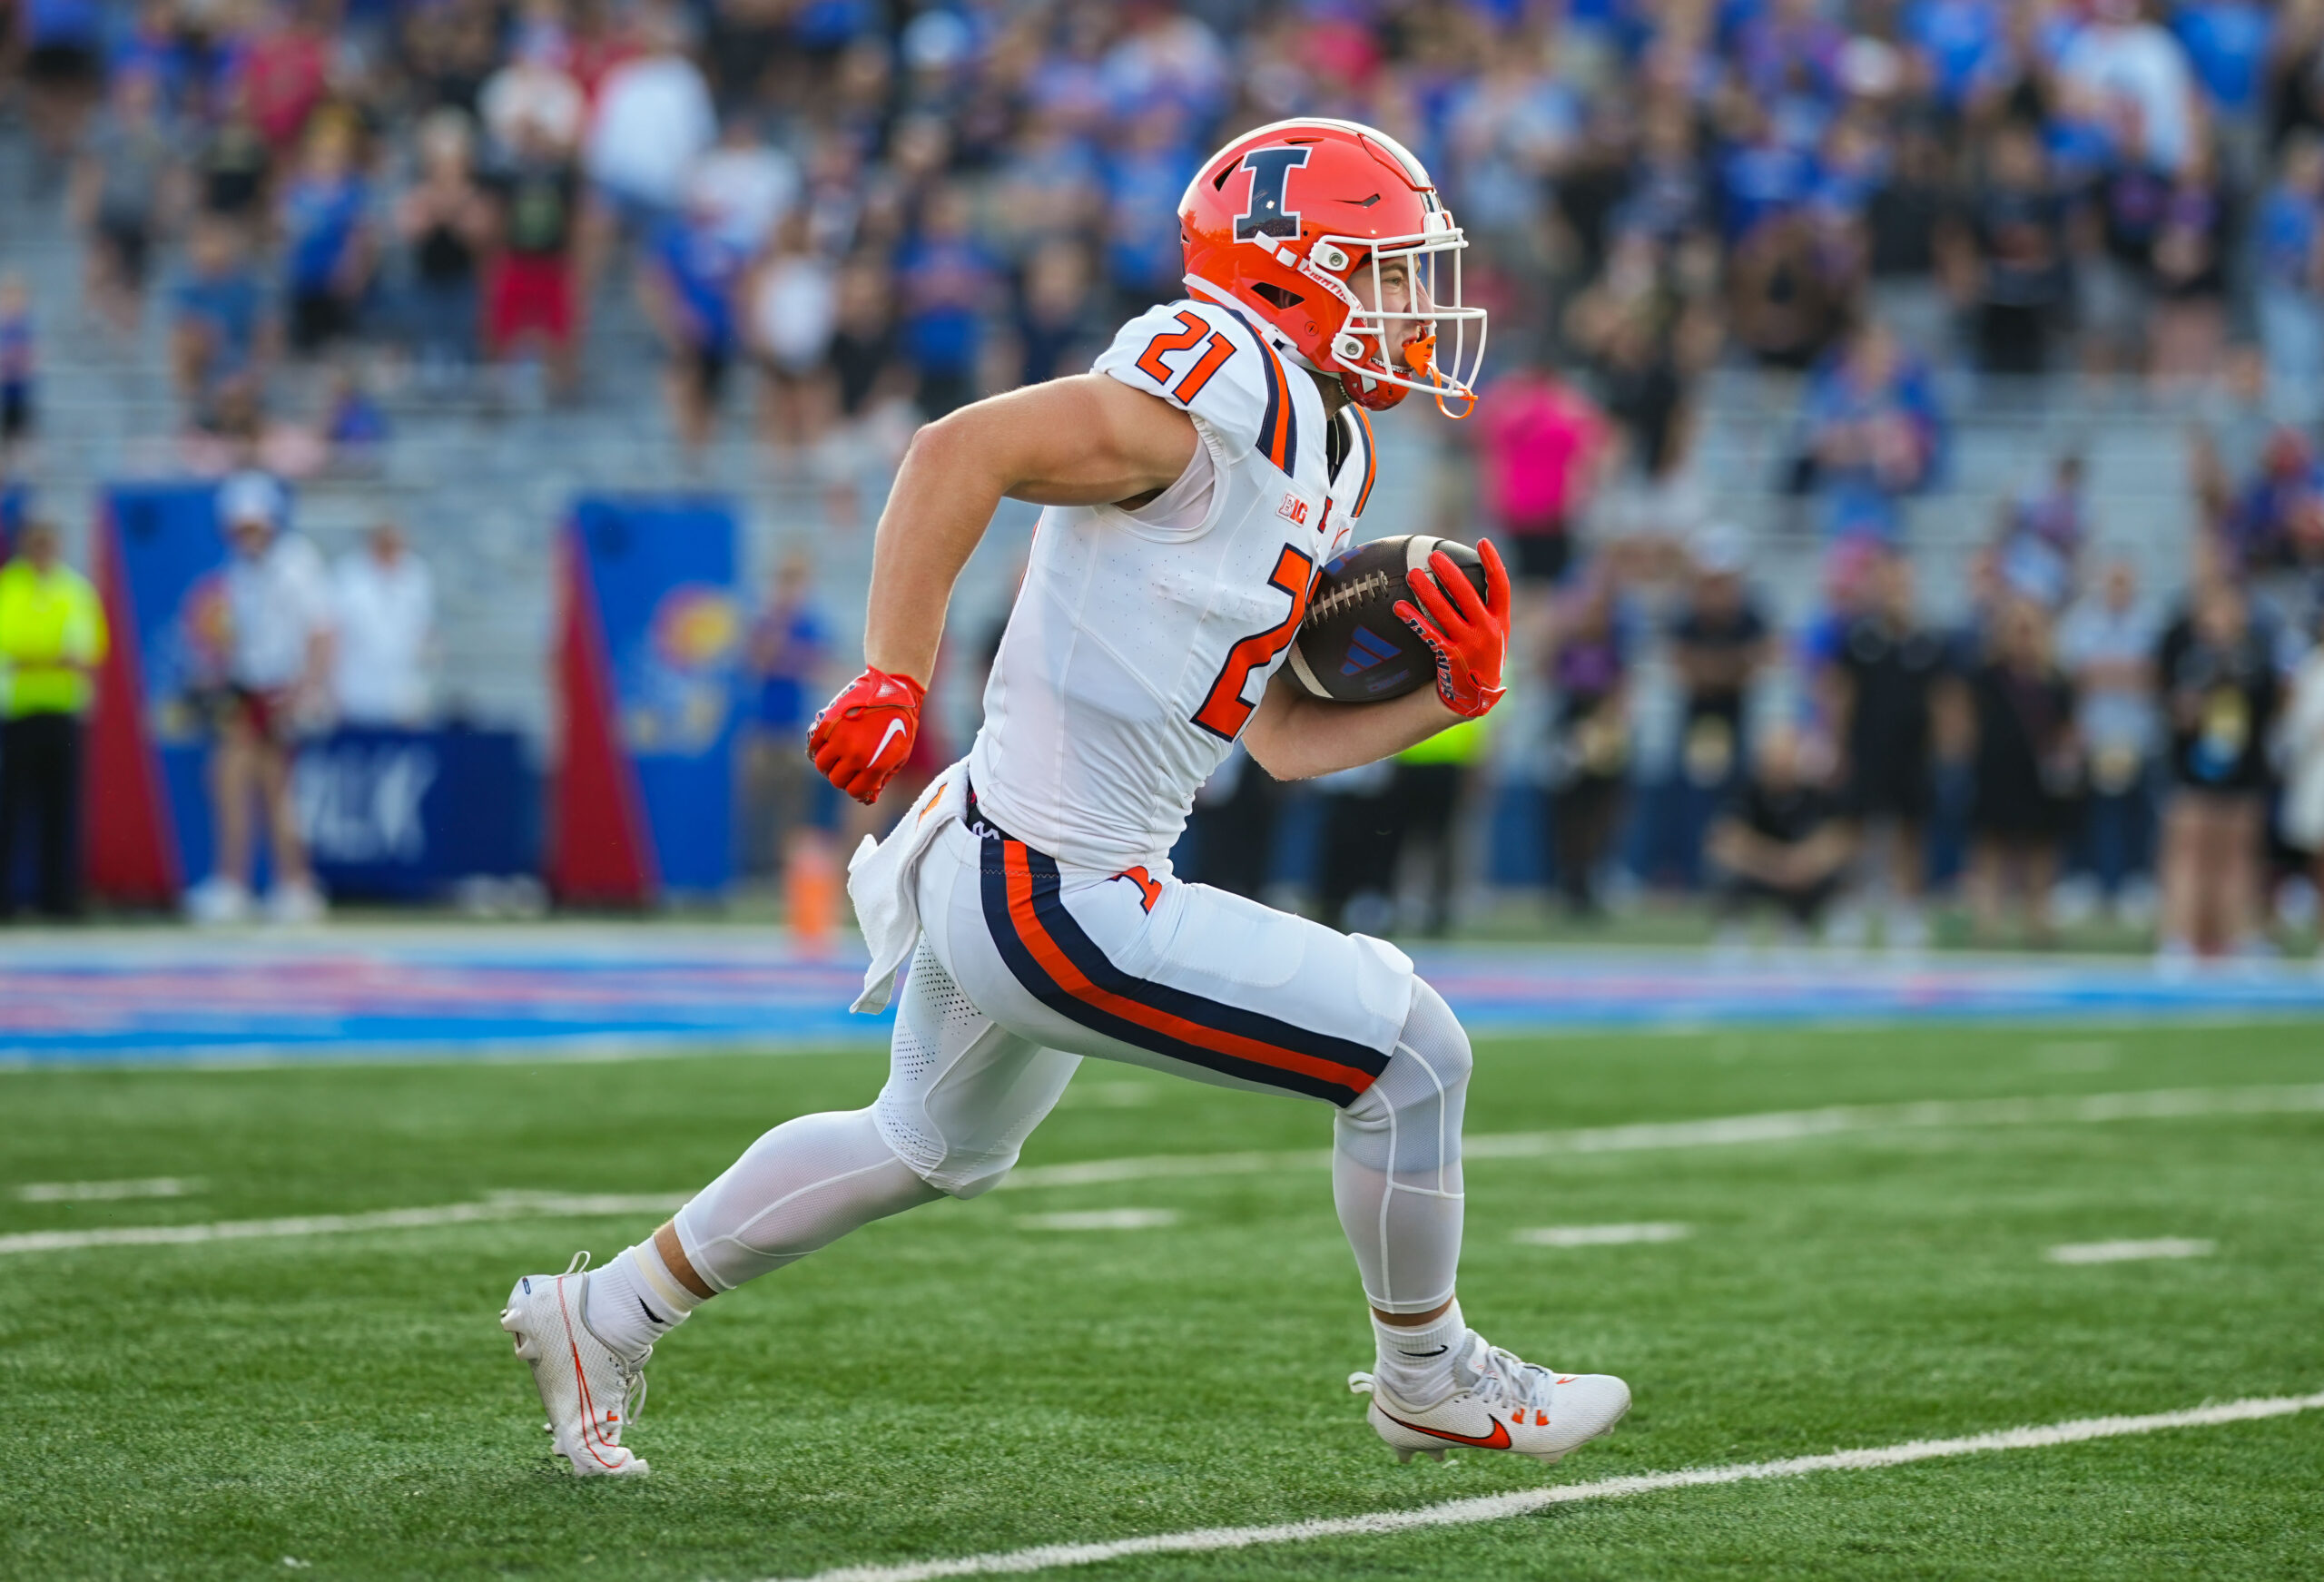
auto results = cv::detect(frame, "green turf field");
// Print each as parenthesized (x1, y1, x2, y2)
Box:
(5, 1020, 2322, 1580)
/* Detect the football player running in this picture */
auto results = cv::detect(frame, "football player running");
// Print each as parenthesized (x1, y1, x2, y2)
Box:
(503, 118, 1630, 1477)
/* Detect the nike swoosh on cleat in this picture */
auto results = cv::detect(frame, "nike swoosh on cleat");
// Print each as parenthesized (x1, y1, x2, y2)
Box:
(1379, 1410, 1512, 1449)
(639, 1297, 665, 1326)
(1395, 1346, 1450, 1358)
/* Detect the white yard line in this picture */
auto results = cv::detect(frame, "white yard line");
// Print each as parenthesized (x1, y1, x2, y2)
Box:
(2048, 1237, 2216, 1264)
(12, 1177, 203, 1202)
(1015, 1209, 1179, 1232)
(763, 1391, 2324, 1582)
(1515, 1223, 1690, 1247)
(0, 1191, 684, 1255)
(995, 1083, 2324, 1190)
(6, 1083, 2319, 1258)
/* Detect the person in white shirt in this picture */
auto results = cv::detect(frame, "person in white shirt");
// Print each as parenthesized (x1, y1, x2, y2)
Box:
(688, 118, 798, 255)
(582, 12, 714, 227)
(2056, 0, 2201, 176)
(2282, 615, 2324, 941)
(479, 39, 585, 162)
(186, 471, 335, 926)
(332, 523, 434, 727)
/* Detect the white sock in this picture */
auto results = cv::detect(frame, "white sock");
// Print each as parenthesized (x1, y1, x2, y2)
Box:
(586, 1240, 703, 1361)
(1371, 1299, 1468, 1407)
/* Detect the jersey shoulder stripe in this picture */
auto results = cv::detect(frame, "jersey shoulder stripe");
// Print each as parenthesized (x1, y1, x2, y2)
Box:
(1347, 406, 1378, 519)
(1222, 307, 1297, 480)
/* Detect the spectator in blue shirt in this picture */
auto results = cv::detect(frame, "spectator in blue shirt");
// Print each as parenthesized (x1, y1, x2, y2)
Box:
(1905, 0, 2006, 114)
(1734, 0, 1846, 113)
(1100, 107, 1198, 320)
(1796, 320, 1944, 539)
(172, 217, 274, 410)
(2171, 0, 2272, 125)
(743, 551, 833, 876)
(279, 119, 374, 357)
(2257, 133, 2324, 419)
(642, 201, 751, 458)
(1717, 103, 1818, 244)
(897, 183, 998, 420)
(110, 0, 192, 113)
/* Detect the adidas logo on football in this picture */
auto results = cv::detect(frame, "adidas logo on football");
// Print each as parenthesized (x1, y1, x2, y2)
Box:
(1341, 625, 1400, 675)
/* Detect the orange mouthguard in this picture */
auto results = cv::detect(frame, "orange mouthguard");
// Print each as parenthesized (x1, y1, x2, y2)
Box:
(1403, 334, 1472, 419)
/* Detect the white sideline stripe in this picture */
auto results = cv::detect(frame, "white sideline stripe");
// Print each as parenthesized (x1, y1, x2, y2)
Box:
(994, 1083, 2324, 1190)
(6, 1082, 2320, 1257)
(2048, 1237, 2216, 1264)
(12, 1176, 203, 1202)
(765, 1391, 2324, 1582)
(1515, 1222, 1690, 1247)
(0, 1191, 685, 1255)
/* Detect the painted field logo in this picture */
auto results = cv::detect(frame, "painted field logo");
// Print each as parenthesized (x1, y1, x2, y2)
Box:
(1277, 493, 1309, 526)
(1341, 625, 1400, 675)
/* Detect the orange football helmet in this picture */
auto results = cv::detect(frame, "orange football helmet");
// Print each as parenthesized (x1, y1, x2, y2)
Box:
(1178, 117, 1486, 414)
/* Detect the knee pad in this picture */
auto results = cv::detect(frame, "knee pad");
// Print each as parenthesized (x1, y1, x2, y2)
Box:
(1339, 978, 1471, 1170)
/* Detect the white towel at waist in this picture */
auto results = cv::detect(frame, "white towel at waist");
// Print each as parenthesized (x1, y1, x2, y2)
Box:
(846, 762, 967, 1014)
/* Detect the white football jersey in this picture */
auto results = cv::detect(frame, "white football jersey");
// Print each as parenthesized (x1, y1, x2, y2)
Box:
(969, 297, 1383, 873)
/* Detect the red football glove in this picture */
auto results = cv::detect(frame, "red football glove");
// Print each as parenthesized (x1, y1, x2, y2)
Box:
(807, 666, 927, 804)
(1394, 537, 1512, 720)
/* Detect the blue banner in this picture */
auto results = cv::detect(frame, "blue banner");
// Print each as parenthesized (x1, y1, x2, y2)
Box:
(103, 483, 534, 897)
(108, 483, 232, 881)
(296, 726, 534, 899)
(571, 497, 742, 895)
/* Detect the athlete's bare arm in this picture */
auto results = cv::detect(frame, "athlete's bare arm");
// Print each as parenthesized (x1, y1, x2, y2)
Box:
(862, 375, 1200, 684)
(1241, 672, 1456, 781)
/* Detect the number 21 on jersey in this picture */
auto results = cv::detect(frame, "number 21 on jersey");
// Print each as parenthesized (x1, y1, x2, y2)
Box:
(1135, 310, 1239, 405)
(1192, 545, 1315, 742)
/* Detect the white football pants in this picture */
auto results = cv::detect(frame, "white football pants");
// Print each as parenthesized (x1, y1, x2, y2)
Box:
(674, 818, 1469, 1312)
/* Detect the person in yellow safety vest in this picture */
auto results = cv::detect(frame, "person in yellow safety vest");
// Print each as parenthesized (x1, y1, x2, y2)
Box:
(1392, 711, 1490, 938)
(0, 519, 109, 919)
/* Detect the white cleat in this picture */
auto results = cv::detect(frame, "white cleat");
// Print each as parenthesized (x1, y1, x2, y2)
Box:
(500, 1253, 651, 1477)
(1351, 1332, 1630, 1466)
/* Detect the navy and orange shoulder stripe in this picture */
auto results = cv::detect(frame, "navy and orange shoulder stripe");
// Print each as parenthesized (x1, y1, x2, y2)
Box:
(1347, 407, 1378, 520)
(1221, 307, 1300, 480)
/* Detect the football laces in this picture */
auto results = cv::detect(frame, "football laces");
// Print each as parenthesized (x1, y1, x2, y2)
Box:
(1305, 569, 1399, 624)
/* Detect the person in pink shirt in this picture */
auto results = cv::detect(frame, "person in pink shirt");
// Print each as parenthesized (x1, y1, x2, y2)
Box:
(1472, 360, 1610, 591)
(238, 2, 330, 157)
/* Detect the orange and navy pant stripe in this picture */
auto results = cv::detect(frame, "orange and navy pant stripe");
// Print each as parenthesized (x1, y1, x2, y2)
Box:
(980, 835, 1386, 1107)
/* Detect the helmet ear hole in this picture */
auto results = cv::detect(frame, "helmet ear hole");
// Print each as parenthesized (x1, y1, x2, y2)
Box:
(1249, 281, 1305, 310)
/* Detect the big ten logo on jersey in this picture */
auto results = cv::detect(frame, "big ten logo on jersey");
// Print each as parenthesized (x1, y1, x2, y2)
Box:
(1276, 491, 1309, 526)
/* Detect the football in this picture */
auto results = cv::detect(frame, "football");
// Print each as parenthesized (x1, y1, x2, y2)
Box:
(1285, 536, 1490, 703)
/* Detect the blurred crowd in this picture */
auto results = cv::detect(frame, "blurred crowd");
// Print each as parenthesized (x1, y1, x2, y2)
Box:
(5, 0, 2324, 949)
(5, 0, 2324, 482)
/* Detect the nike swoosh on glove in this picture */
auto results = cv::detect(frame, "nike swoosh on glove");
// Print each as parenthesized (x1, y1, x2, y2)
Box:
(1394, 537, 1512, 720)
(808, 667, 927, 804)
